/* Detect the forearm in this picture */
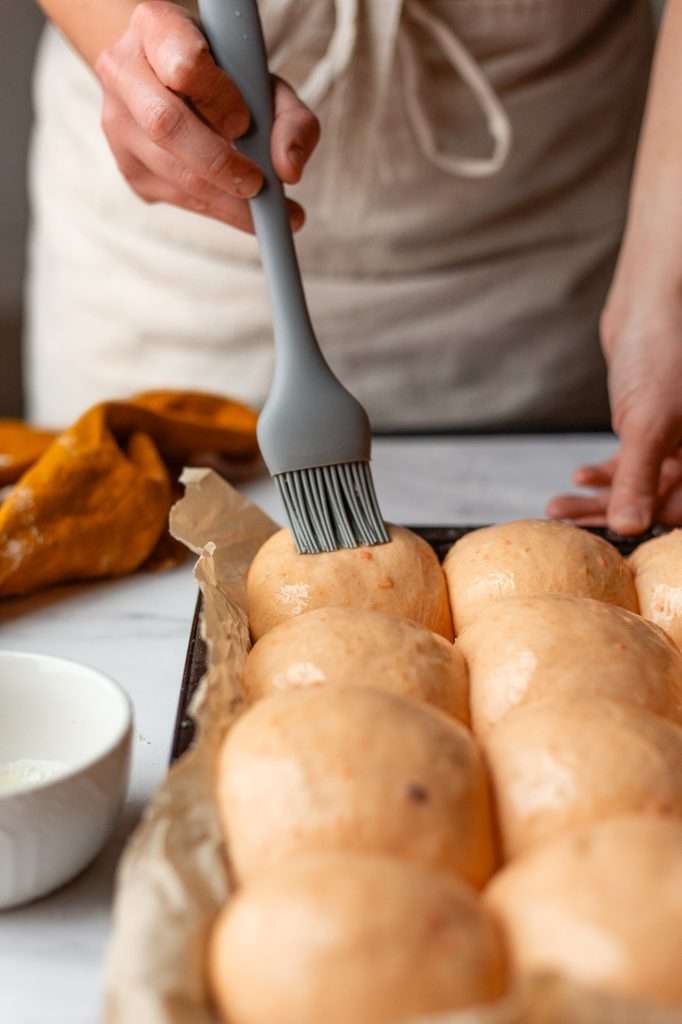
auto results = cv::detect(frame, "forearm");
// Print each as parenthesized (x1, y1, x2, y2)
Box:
(621, 1, 682, 288)
(36, 0, 140, 66)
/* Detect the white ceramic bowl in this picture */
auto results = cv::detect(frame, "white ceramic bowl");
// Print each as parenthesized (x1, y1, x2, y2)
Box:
(0, 651, 132, 909)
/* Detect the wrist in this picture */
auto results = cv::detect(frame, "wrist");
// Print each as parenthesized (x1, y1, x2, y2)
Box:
(38, 0, 140, 68)
(612, 213, 682, 313)
(621, 167, 682, 289)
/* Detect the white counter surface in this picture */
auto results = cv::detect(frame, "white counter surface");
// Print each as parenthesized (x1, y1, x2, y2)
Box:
(0, 435, 615, 1023)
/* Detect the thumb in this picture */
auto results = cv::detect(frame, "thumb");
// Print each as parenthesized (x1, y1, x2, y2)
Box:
(271, 77, 320, 184)
(607, 417, 670, 534)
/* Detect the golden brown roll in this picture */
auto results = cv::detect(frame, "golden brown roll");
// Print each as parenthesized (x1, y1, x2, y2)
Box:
(443, 520, 637, 633)
(210, 852, 509, 1024)
(217, 685, 495, 888)
(486, 815, 682, 1007)
(631, 529, 682, 650)
(483, 697, 682, 859)
(246, 525, 453, 641)
(457, 595, 682, 737)
(243, 606, 469, 723)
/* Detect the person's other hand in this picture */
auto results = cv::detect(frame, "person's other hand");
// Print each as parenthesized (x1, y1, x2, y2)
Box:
(547, 451, 682, 528)
(95, 1, 319, 231)
(548, 243, 682, 534)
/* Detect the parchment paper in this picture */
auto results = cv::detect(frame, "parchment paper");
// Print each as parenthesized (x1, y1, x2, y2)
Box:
(103, 469, 681, 1024)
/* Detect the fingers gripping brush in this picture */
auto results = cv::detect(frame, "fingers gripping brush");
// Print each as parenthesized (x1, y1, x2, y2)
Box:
(198, 0, 388, 554)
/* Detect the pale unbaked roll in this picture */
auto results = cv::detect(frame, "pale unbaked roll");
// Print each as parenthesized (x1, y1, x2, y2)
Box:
(246, 525, 453, 641)
(631, 529, 682, 650)
(443, 520, 637, 633)
(483, 696, 682, 859)
(243, 606, 469, 723)
(457, 595, 682, 737)
(210, 852, 509, 1024)
(217, 685, 496, 888)
(486, 815, 682, 1007)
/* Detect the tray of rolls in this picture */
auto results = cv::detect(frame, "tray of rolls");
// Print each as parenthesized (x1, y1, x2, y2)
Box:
(106, 477, 682, 1024)
(171, 523, 668, 761)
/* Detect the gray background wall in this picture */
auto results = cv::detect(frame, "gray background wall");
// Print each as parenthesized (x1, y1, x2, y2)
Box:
(0, 0, 43, 417)
(0, 1, 666, 419)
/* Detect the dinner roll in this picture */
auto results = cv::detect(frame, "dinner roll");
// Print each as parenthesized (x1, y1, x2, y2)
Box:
(246, 525, 453, 641)
(458, 595, 682, 737)
(210, 852, 509, 1024)
(243, 606, 469, 723)
(631, 529, 682, 650)
(486, 816, 682, 1006)
(443, 520, 637, 633)
(484, 697, 682, 859)
(217, 685, 495, 888)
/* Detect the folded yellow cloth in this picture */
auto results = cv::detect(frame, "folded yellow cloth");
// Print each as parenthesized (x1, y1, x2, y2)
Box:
(0, 421, 56, 486)
(0, 391, 259, 598)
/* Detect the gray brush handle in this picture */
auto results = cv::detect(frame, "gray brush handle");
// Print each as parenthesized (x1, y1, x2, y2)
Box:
(198, 0, 321, 367)
(198, 0, 372, 475)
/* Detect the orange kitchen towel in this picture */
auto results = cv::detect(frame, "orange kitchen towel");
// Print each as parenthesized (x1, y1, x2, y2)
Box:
(0, 391, 259, 598)
(0, 421, 57, 486)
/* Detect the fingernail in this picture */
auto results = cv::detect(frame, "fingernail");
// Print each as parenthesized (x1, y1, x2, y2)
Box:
(233, 170, 262, 198)
(225, 112, 248, 139)
(611, 505, 649, 534)
(290, 206, 305, 231)
(288, 143, 305, 177)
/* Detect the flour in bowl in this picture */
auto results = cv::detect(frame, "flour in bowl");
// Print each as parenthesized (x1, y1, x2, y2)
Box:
(0, 759, 69, 795)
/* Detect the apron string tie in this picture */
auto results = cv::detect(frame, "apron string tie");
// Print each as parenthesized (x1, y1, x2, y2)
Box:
(400, 0, 512, 178)
(290, 0, 511, 180)
(298, 0, 360, 108)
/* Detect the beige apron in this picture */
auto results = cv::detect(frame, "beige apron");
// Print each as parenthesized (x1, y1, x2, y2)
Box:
(26, 0, 654, 429)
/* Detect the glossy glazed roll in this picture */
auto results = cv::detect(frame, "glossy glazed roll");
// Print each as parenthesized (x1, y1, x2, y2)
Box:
(217, 685, 495, 888)
(246, 525, 453, 641)
(243, 606, 469, 723)
(457, 595, 682, 737)
(484, 696, 682, 858)
(443, 519, 637, 633)
(631, 529, 682, 650)
(210, 852, 509, 1024)
(486, 816, 682, 1006)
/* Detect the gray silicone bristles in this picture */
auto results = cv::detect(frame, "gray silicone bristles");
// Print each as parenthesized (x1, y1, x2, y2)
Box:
(275, 462, 390, 554)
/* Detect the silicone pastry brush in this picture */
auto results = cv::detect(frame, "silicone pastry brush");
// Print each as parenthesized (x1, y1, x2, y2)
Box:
(198, 0, 388, 554)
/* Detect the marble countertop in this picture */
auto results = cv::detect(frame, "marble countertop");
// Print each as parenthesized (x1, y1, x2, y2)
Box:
(0, 435, 615, 1023)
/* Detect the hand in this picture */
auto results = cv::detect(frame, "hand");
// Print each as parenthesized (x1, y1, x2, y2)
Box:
(95, 1, 319, 231)
(547, 251, 682, 534)
(547, 451, 682, 528)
